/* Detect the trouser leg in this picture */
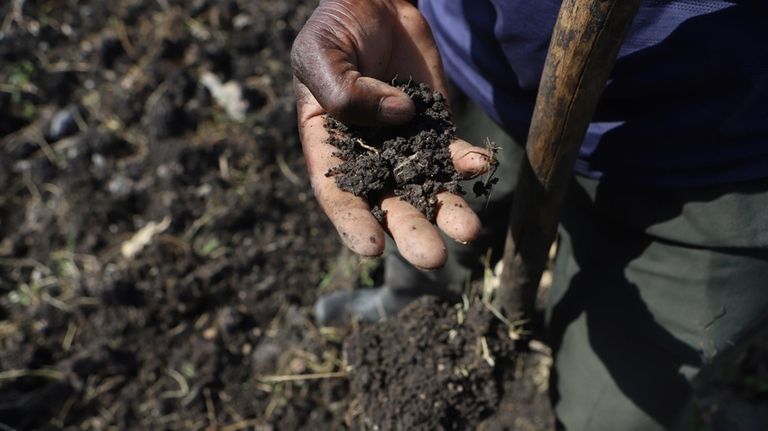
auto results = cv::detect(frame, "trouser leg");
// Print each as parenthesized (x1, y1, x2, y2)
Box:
(547, 177, 768, 431)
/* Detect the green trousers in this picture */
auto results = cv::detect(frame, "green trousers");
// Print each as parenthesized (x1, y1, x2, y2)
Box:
(385, 89, 768, 430)
(548, 176, 768, 431)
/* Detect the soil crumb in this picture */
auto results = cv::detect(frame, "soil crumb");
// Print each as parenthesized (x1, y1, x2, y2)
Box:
(345, 296, 516, 430)
(325, 81, 462, 222)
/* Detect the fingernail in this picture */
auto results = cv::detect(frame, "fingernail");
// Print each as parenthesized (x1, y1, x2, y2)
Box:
(461, 152, 491, 176)
(378, 96, 415, 124)
(475, 153, 491, 166)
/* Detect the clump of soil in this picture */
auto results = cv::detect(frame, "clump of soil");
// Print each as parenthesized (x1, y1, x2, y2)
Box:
(325, 81, 462, 222)
(345, 296, 516, 430)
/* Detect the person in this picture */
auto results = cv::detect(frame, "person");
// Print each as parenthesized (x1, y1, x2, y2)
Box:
(291, 0, 768, 430)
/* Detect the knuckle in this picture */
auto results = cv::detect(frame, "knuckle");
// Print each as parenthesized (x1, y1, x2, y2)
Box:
(290, 24, 311, 72)
(289, 42, 303, 75)
(325, 86, 356, 119)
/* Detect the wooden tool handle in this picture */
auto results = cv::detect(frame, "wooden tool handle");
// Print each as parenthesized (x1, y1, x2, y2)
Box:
(497, 0, 642, 321)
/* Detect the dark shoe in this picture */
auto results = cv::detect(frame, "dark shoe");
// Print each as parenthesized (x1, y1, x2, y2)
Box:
(313, 286, 418, 326)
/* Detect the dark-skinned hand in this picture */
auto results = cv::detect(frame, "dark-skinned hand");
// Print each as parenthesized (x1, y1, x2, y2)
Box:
(291, 0, 493, 269)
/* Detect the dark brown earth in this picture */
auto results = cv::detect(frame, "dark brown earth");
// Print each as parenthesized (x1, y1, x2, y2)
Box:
(346, 296, 516, 430)
(0, 1, 349, 429)
(325, 81, 473, 223)
(1, 1, 767, 430)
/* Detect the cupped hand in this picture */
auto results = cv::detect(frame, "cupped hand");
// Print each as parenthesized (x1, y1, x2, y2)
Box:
(291, 0, 493, 269)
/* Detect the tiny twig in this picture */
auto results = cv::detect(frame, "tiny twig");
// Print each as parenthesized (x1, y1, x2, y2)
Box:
(0, 83, 38, 95)
(479, 336, 496, 367)
(355, 138, 379, 155)
(393, 153, 418, 175)
(204, 388, 217, 430)
(276, 152, 302, 185)
(160, 368, 190, 399)
(70, 106, 88, 133)
(482, 299, 530, 342)
(0, 368, 65, 382)
(219, 419, 262, 431)
(114, 19, 137, 58)
(258, 371, 347, 383)
(483, 300, 511, 326)
(218, 154, 230, 180)
(1, 0, 25, 34)
(62, 323, 77, 351)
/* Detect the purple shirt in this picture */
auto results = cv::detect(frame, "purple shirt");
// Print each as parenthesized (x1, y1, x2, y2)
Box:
(420, 0, 768, 187)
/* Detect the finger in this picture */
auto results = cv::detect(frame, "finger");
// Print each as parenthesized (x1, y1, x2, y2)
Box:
(435, 192, 481, 244)
(322, 190, 386, 258)
(299, 112, 386, 257)
(449, 139, 495, 178)
(291, 6, 415, 125)
(380, 195, 447, 269)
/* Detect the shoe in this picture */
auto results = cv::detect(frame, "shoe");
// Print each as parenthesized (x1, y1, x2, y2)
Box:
(313, 286, 418, 326)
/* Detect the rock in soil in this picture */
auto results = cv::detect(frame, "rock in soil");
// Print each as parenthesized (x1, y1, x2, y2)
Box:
(46, 106, 79, 142)
(345, 296, 516, 430)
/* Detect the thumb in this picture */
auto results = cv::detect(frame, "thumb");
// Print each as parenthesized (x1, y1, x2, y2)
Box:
(328, 74, 417, 125)
(290, 4, 415, 125)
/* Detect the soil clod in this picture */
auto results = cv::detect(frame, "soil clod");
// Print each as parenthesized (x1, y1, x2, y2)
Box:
(325, 81, 463, 223)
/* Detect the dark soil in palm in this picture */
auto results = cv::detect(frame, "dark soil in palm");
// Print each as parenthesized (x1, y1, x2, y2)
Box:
(325, 82, 462, 222)
(345, 297, 516, 430)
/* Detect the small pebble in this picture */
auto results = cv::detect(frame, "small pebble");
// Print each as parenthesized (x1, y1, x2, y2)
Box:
(203, 327, 218, 340)
(47, 106, 78, 141)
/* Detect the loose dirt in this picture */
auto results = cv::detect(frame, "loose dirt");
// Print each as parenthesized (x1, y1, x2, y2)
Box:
(346, 297, 516, 430)
(326, 81, 471, 223)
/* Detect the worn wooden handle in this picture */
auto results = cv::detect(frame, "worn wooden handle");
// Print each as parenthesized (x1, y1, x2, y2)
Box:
(497, 0, 642, 321)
